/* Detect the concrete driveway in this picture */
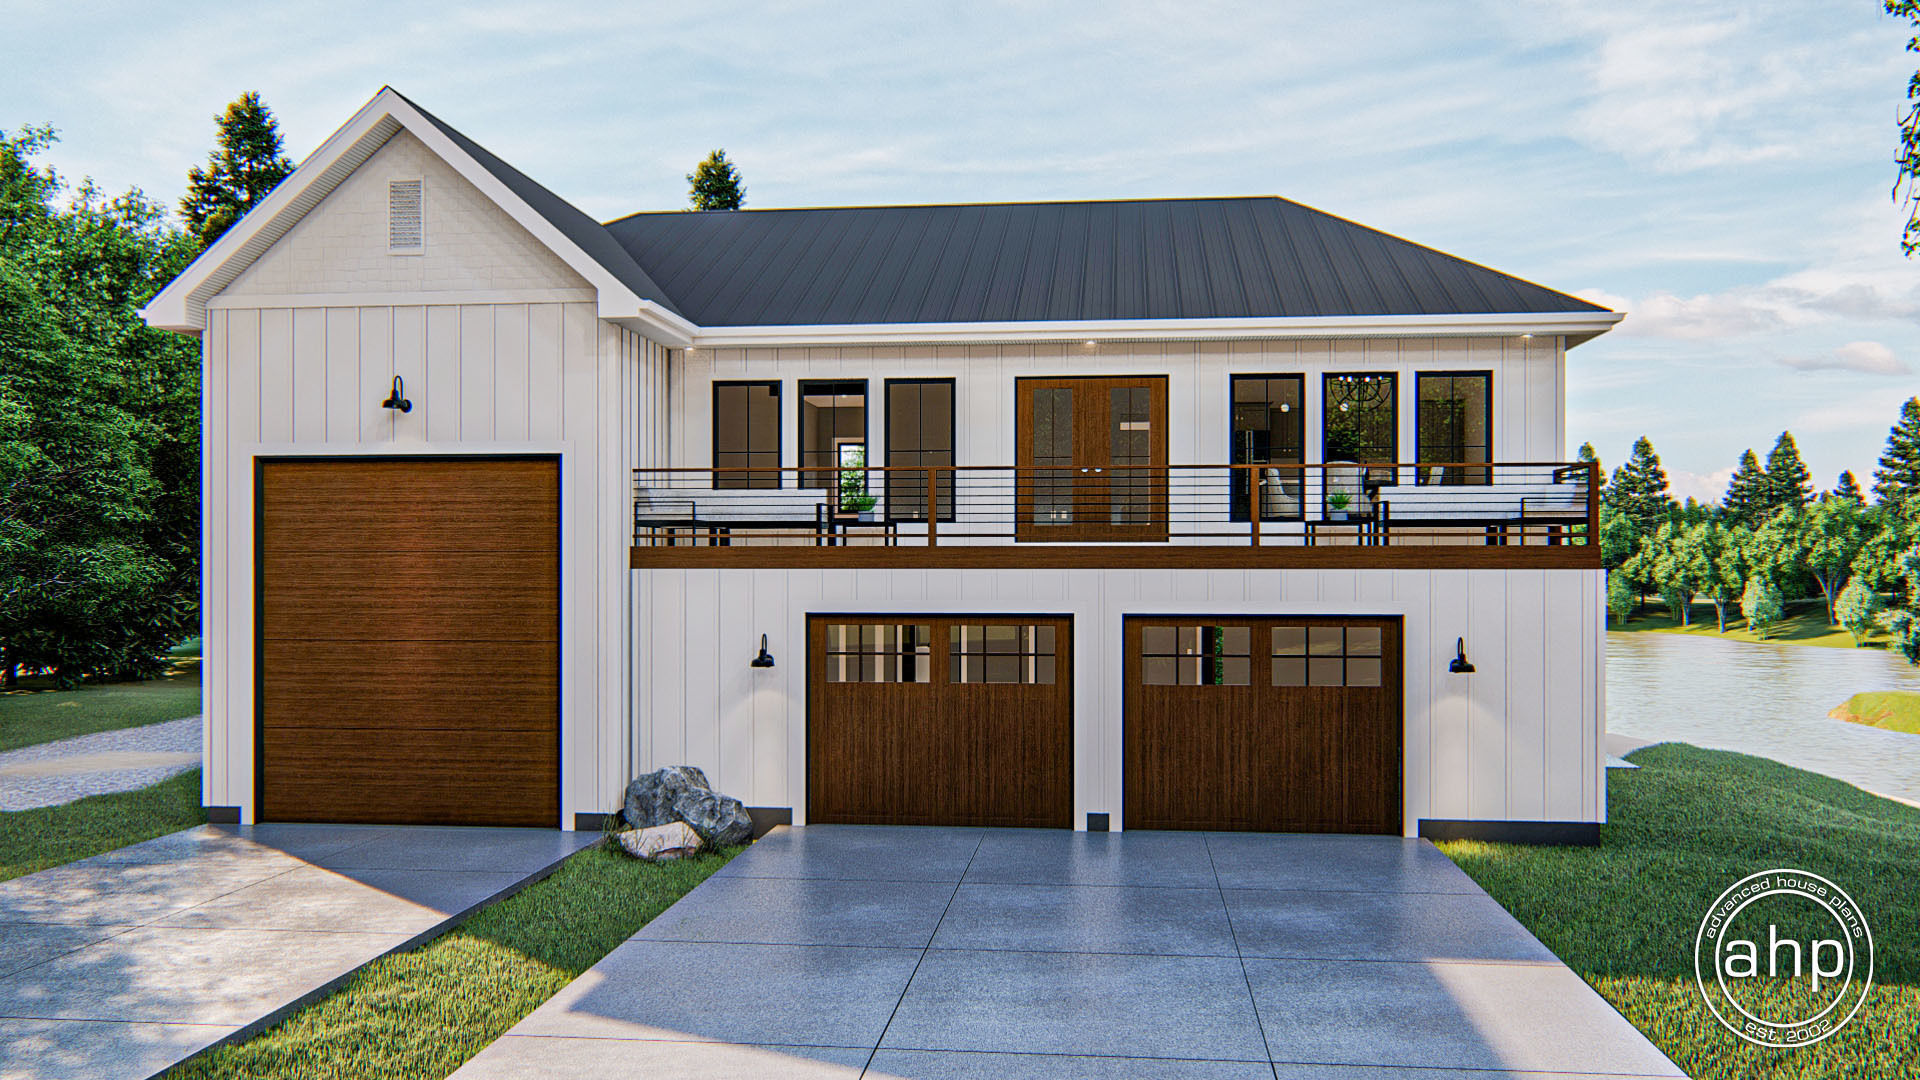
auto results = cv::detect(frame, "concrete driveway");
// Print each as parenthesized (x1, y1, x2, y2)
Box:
(454, 825, 1684, 1079)
(0, 823, 597, 1080)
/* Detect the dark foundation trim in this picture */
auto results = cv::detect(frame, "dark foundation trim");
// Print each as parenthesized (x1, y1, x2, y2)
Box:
(747, 807, 793, 838)
(206, 806, 242, 825)
(1086, 812, 1111, 832)
(573, 812, 613, 832)
(1418, 819, 1600, 846)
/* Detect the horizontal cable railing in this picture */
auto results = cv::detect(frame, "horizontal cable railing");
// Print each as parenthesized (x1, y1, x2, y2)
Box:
(633, 462, 1597, 548)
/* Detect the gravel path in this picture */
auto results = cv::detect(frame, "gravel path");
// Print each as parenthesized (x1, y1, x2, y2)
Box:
(0, 716, 201, 811)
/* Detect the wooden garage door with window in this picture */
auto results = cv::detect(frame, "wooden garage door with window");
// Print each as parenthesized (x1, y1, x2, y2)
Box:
(255, 457, 560, 826)
(1124, 616, 1402, 834)
(807, 615, 1071, 828)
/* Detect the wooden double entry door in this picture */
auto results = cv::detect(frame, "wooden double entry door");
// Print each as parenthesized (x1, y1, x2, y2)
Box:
(1015, 376, 1168, 543)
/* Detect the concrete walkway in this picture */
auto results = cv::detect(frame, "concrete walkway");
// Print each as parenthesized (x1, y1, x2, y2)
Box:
(0, 717, 202, 811)
(0, 823, 598, 1080)
(453, 825, 1684, 1079)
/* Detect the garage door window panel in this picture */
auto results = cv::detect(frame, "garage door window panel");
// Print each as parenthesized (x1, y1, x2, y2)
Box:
(1140, 624, 1250, 686)
(823, 623, 931, 683)
(950, 623, 1056, 684)
(1273, 625, 1384, 688)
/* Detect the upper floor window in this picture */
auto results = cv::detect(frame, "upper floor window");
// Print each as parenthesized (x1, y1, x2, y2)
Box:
(800, 380, 867, 490)
(1323, 373, 1397, 465)
(1230, 375, 1304, 522)
(713, 381, 780, 489)
(1416, 372, 1491, 485)
(886, 379, 954, 521)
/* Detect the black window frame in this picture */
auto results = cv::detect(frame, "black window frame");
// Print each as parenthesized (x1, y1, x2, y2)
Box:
(1322, 372, 1398, 488)
(1414, 371, 1493, 486)
(711, 380, 782, 490)
(1228, 374, 1306, 522)
(883, 377, 957, 523)
(798, 378, 870, 491)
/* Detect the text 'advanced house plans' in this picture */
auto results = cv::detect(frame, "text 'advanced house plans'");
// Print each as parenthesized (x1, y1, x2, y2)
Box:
(143, 88, 1622, 841)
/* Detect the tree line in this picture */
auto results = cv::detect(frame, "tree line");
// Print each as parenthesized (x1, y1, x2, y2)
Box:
(1595, 400, 1920, 665)
(1, 94, 292, 686)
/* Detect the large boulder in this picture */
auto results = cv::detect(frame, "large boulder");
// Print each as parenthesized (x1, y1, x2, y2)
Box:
(623, 765, 754, 846)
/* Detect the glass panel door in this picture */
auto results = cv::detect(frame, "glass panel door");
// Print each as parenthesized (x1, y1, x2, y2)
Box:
(1016, 376, 1167, 542)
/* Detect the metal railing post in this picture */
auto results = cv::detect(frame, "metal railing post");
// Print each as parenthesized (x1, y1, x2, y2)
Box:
(927, 466, 939, 546)
(1247, 466, 1261, 547)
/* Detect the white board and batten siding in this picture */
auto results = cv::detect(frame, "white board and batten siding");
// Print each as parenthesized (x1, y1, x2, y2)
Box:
(666, 337, 1567, 471)
(201, 126, 665, 826)
(631, 565, 1607, 834)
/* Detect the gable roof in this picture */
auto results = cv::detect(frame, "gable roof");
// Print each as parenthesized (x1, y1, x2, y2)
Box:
(391, 91, 684, 321)
(602, 197, 1607, 330)
(141, 87, 695, 343)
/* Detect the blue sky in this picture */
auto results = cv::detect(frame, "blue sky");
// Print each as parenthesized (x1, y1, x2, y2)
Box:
(9, 1, 1919, 499)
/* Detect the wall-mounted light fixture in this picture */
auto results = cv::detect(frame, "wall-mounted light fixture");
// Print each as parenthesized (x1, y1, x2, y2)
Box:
(751, 633, 776, 668)
(1448, 637, 1475, 674)
(381, 375, 412, 413)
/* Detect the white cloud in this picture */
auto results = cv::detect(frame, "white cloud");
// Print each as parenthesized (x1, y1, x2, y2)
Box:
(1779, 340, 1910, 375)
(1666, 465, 1734, 506)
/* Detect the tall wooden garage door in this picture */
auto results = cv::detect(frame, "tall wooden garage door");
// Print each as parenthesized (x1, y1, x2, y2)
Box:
(256, 457, 560, 826)
(808, 616, 1072, 828)
(1125, 616, 1402, 834)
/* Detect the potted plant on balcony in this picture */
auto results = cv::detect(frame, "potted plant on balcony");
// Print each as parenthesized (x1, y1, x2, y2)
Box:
(836, 447, 877, 521)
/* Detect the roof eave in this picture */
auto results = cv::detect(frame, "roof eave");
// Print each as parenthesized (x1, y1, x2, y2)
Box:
(684, 310, 1625, 349)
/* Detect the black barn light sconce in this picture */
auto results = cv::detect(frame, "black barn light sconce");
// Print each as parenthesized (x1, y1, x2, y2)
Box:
(1448, 637, 1475, 674)
(751, 634, 776, 669)
(381, 375, 413, 413)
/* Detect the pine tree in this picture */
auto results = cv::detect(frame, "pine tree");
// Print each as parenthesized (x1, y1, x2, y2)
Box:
(1577, 442, 1604, 498)
(179, 92, 294, 249)
(1873, 397, 1920, 506)
(1764, 431, 1813, 514)
(686, 149, 745, 211)
(1722, 449, 1769, 526)
(1610, 436, 1675, 530)
(1834, 470, 1865, 502)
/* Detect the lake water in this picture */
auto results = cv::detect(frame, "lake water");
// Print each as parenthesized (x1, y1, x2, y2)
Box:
(1607, 632, 1920, 804)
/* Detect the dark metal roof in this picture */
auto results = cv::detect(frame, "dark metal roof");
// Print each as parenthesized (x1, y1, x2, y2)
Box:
(393, 90, 687, 319)
(601, 197, 1608, 327)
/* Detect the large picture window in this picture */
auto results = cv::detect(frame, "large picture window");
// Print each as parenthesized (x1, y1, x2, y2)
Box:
(713, 381, 780, 489)
(1322, 373, 1397, 464)
(800, 380, 867, 491)
(1230, 375, 1304, 521)
(1415, 372, 1491, 485)
(886, 379, 954, 521)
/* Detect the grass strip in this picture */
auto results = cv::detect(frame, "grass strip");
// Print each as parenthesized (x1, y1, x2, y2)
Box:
(1608, 601, 1875, 650)
(0, 659, 203, 752)
(0, 767, 207, 881)
(164, 839, 736, 1080)
(1438, 743, 1920, 1078)
(1830, 690, 1920, 735)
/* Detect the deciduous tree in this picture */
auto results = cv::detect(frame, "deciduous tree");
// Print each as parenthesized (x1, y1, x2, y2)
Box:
(1836, 578, 1882, 645)
(1741, 577, 1785, 638)
(1781, 497, 1867, 624)
(1891, 1, 1920, 252)
(179, 92, 294, 249)
(1697, 520, 1753, 634)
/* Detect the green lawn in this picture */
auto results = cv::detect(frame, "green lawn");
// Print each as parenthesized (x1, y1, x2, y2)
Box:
(0, 659, 203, 752)
(0, 768, 208, 882)
(1830, 691, 1920, 735)
(1608, 599, 1876, 650)
(1438, 744, 1920, 1078)
(166, 840, 736, 1080)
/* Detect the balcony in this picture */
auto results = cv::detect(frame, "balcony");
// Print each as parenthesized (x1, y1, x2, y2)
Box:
(630, 462, 1599, 570)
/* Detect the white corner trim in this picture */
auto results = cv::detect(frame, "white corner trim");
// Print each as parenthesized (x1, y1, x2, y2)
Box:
(686, 311, 1625, 348)
(208, 288, 597, 310)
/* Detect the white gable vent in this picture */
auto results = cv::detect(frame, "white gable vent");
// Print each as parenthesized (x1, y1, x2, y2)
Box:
(388, 179, 425, 253)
